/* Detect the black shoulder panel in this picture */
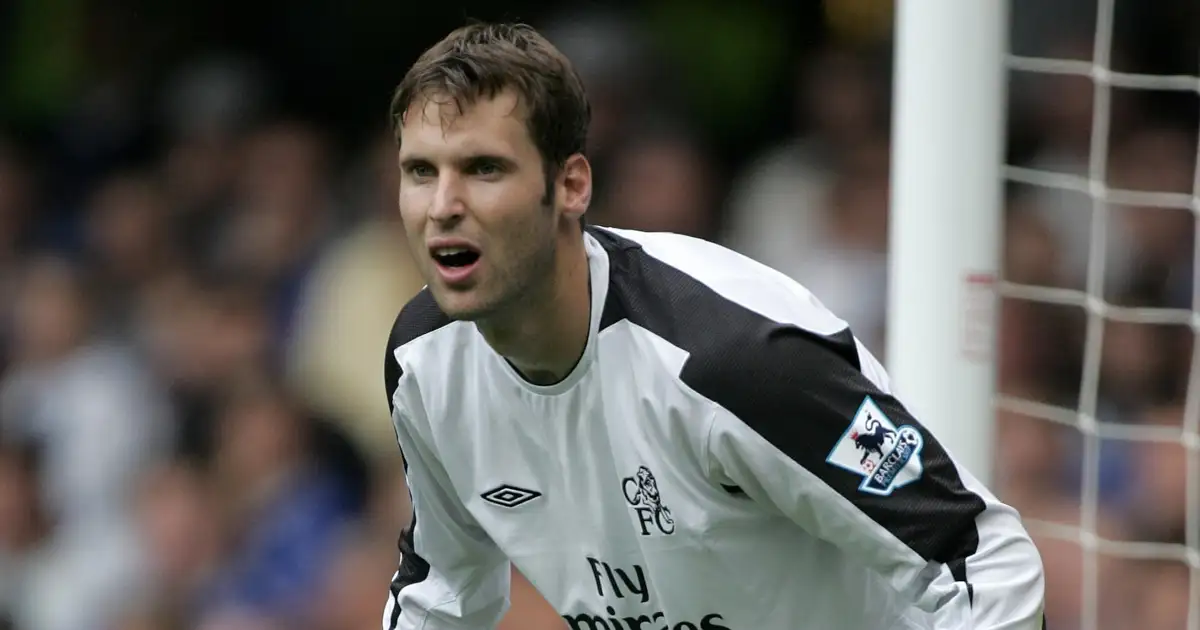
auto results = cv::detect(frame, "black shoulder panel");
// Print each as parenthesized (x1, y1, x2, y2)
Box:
(588, 226, 986, 579)
(384, 288, 453, 413)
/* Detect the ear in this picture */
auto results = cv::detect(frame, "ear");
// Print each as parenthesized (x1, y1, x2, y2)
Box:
(556, 153, 592, 222)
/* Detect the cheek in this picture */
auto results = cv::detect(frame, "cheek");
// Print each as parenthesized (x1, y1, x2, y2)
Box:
(469, 182, 524, 216)
(471, 182, 547, 233)
(398, 188, 427, 226)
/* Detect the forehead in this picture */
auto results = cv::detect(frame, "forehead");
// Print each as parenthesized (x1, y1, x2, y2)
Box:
(398, 90, 534, 159)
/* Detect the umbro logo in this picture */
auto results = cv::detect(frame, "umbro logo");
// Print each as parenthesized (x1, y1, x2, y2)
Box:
(481, 484, 542, 508)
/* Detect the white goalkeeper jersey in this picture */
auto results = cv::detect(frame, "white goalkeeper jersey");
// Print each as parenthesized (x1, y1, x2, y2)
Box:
(383, 226, 1045, 630)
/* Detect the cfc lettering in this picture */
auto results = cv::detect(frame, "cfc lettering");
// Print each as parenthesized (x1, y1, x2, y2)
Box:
(633, 506, 675, 536)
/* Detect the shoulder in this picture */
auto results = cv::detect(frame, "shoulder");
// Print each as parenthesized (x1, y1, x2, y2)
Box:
(383, 288, 456, 412)
(589, 225, 851, 344)
(590, 226, 847, 334)
(387, 287, 454, 351)
(588, 225, 874, 409)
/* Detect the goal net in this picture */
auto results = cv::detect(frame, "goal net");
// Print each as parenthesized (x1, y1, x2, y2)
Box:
(888, 1, 1198, 629)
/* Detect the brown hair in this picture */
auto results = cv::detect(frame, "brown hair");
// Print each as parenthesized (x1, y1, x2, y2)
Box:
(390, 22, 591, 189)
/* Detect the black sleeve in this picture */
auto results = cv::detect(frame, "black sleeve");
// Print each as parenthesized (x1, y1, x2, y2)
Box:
(589, 228, 1044, 627)
(701, 326, 1045, 627)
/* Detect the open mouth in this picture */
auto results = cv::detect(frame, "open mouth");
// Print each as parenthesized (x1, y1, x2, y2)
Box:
(431, 246, 481, 269)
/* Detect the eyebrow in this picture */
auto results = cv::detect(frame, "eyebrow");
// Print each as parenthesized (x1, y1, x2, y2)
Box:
(399, 153, 519, 170)
(398, 156, 432, 171)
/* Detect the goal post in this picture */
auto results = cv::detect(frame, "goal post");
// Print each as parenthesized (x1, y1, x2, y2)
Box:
(886, 0, 1009, 486)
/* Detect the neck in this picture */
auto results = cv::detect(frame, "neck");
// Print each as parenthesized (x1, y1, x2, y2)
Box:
(477, 228, 592, 386)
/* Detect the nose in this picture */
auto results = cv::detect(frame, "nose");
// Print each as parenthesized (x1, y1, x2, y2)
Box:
(429, 174, 466, 224)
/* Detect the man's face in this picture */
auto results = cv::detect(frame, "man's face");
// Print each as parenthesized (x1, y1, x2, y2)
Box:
(397, 90, 559, 321)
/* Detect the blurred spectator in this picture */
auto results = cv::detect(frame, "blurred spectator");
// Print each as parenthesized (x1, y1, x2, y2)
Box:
(541, 8, 654, 173)
(82, 171, 176, 338)
(1030, 503, 1135, 630)
(0, 257, 168, 630)
(724, 43, 887, 276)
(159, 56, 267, 146)
(286, 133, 426, 464)
(134, 271, 271, 463)
(1013, 36, 1149, 298)
(0, 256, 173, 525)
(1105, 126, 1197, 307)
(786, 137, 891, 351)
(1129, 561, 1193, 630)
(217, 120, 338, 352)
(110, 601, 188, 630)
(593, 123, 717, 239)
(0, 443, 45, 626)
(1004, 201, 1063, 289)
(197, 374, 357, 627)
(159, 57, 264, 274)
(128, 462, 224, 622)
(0, 139, 37, 373)
(1099, 320, 1186, 411)
(310, 529, 398, 630)
(993, 405, 1072, 508)
(1125, 404, 1189, 543)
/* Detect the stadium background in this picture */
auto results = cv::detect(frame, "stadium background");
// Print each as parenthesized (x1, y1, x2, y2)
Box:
(0, 0, 1196, 628)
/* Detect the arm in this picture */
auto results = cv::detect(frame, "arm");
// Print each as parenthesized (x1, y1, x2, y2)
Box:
(381, 292, 509, 630)
(383, 407, 511, 630)
(702, 326, 1044, 629)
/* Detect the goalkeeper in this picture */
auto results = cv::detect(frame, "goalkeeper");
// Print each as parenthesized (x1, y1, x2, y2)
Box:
(382, 21, 1046, 630)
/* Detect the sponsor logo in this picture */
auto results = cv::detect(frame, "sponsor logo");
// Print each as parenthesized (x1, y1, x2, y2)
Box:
(480, 484, 542, 508)
(825, 397, 925, 496)
(561, 557, 731, 630)
(622, 466, 675, 536)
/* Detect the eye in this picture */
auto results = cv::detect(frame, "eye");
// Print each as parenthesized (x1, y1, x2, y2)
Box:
(408, 163, 435, 179)
(467, 158, 505, 178)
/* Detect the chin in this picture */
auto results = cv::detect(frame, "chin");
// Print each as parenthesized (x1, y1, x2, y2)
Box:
(430, 288, 497, 322)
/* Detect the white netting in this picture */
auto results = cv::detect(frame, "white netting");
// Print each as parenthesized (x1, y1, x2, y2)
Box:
(998, 0, 1199, 628)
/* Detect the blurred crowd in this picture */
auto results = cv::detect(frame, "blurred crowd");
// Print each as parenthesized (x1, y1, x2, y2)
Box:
(0, 1, 1197, 630)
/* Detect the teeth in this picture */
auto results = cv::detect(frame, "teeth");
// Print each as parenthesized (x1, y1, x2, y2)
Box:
(434, 247, 470, 256)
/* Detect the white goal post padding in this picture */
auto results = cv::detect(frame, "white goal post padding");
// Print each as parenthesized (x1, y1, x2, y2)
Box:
(887, 0, 1007, 485)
